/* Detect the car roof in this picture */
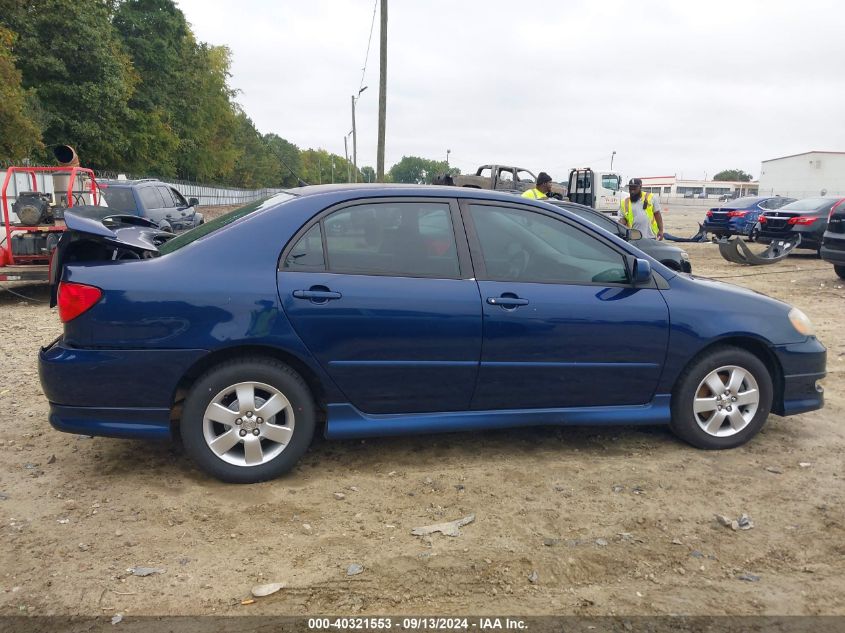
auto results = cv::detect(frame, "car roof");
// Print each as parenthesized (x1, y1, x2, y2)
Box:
(98, 178, 162, 186)
(287, 183, 549, 203)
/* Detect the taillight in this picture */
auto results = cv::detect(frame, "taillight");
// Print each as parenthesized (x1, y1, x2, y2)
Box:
(787, 216, 818, 226)
(57, 282, 102, 322)
(829, 199, 845, 221)
(759, 215, 767, 223)
(727, 210, 748, 218)
(706, 210, 713, 218)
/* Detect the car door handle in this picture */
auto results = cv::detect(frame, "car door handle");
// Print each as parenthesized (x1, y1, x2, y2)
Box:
(487, 296, 529, 307)
(293, 289, 342, 300)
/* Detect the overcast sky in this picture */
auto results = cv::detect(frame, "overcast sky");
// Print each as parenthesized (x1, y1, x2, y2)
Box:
(176, 0, 845, 182)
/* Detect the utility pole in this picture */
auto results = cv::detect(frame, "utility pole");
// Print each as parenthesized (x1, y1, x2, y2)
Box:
(376, 0, 387, 182)
(351, 87, 367, 183)
(610, 150, 616, 171)
(446, 149, 451, 167)
(344, 135, 351, 182)
(351, 95, 357, 182)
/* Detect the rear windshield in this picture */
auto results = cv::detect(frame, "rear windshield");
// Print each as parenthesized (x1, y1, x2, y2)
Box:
(101, 187, 138, 213)
(779, 197, 836, 212)
(722, 197, 762, 208)
(158, 192, 296, 255)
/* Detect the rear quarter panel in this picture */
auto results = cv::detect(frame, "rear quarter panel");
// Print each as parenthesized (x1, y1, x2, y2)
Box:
(60, 194, 361, 404)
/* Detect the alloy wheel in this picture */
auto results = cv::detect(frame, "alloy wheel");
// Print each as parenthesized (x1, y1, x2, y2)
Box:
(202, 381, 295, 467)
(692, 365, 760, 437)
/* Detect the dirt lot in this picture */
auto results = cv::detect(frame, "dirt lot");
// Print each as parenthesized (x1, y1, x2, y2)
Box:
(0, 203, 843, 618)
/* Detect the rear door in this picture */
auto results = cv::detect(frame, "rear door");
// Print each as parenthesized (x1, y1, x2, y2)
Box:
(461, 200, 670, 410)
(277, 198, 482, 414)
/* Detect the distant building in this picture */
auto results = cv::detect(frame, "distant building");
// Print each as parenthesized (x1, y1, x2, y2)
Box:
(639, 176, 758, 199)
(758, 151, 845, 198)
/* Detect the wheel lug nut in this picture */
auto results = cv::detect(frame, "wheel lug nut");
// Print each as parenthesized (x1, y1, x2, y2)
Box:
(252, 429, 260, 436)
(257, 418, 263, 424)
(239, 429, 247, 437)
(727, 406, 733, 411)
(235, 418, 242, 425)
(717, 405, 722, 410)
(247, 412, 253, 418)
(731, 396, 737, 402)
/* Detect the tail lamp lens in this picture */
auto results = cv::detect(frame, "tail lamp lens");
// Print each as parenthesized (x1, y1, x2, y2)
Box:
(57, 282, 102, 322)
(787, 216, 818, 225)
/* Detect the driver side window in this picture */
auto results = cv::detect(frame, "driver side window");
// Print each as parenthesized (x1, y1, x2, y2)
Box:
(468, 204, 629, 285)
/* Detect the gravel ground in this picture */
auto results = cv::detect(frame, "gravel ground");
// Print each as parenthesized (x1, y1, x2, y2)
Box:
(0, 203, 842, 617)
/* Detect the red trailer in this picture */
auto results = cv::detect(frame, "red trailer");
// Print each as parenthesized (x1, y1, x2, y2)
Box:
(0, 164, 100, 282)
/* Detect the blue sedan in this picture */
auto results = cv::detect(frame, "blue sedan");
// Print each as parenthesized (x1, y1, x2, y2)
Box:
(40, 186, 826, 482)
(702, 196, 796, 239)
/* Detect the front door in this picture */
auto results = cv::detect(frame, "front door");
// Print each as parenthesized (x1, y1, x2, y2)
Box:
(278, 198, 482, 414)
(462, 201, 669, 410)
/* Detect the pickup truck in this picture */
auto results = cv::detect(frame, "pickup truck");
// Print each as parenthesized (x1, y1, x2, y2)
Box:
(453, 165, 566, 199)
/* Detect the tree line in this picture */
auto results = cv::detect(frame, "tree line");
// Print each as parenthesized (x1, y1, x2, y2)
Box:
(0, 0, 459, 188)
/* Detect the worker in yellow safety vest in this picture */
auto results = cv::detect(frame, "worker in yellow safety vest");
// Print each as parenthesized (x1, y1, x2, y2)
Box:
(521, 172, 553, 200)
(619, 178, 664, 240)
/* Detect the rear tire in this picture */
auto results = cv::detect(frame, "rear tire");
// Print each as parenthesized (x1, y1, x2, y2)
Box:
(670, 346, 773, 450)
(180, 358, 316, 483)
(835, 265, 845, 280)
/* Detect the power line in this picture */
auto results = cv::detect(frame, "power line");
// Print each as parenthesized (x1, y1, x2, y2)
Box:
(358, 0, 378, 94)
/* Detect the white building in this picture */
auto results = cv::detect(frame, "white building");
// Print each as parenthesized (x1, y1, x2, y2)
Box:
(758, 151, 845, 198)
(639, 176, 758, 200)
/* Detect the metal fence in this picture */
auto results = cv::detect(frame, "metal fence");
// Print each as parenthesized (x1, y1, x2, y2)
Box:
(0, 169, 285, 208)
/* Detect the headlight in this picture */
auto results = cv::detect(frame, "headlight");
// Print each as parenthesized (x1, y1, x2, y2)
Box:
(788, 307, 815, 337)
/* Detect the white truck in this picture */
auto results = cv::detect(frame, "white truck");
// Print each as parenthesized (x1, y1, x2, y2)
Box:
(567, 168, 623, 215)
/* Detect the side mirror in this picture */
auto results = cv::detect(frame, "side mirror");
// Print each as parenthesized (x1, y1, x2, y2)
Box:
(632, 257, 652, 285)
(627, 228, 643, 240)
(188, 197, 200, 207)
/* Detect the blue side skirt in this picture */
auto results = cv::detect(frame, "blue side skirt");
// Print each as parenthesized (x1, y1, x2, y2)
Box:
(325, 395, 673, 440)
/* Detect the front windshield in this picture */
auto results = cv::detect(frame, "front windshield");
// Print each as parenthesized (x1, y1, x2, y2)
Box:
(158, 192, 295, 255)
(601, 174, 620, 191)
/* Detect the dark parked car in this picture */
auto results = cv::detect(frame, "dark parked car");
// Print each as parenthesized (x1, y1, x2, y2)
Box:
(547, 200, 692, 272)
(40, 185, 825, 483)
(99, 178, 203, 232)
(757, 197, 845, 253)
(702, 196, 796, 239)
(820, 197, 845, 278)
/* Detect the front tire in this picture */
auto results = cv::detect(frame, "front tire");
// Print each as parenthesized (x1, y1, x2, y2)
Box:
(180, 358, 316, 483)
(670, 347, 773, 450)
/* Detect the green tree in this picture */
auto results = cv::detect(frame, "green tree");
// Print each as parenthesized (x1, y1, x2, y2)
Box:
(112, 0, 187, 175)
(388, 156, 458, 184)
(360, 165, 376, 183)
(0, 26, 42, 160)
(173, 41, 239, 182)
(713, 169, 753, 182)
(300, 148, 360, 185)
(264, 134, 303, 187)
(10, 0, 137, 169)
(230, 110, 281, 188)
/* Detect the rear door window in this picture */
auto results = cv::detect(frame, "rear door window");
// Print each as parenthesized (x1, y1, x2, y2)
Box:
(139, 186, 165, 209)
(284, 224, 325, 271)
(321, 202, 460, 278)
(101, 187, 138, 213)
